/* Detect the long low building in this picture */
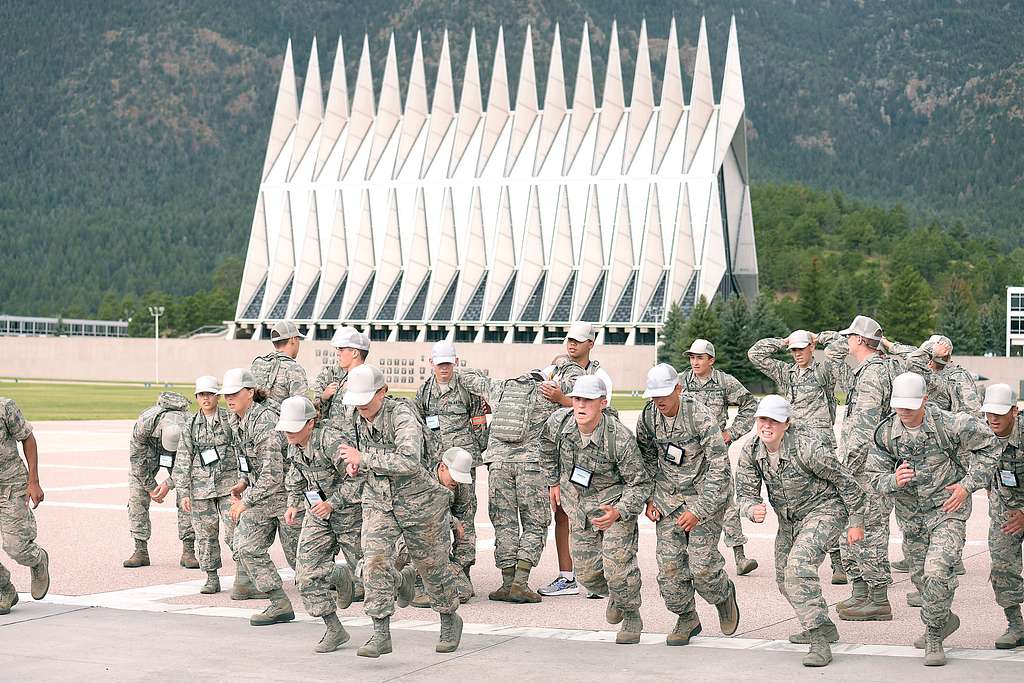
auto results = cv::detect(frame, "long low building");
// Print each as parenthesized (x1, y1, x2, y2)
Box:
(232, 17, 758, 345)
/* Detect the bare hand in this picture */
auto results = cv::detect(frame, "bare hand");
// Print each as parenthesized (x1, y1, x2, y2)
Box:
(285, 506, 299, 526)
(750, 504, 767, 523)
(934, 341, 952, 358)
(453, 521, 466, 541)
(229, 500, 247, 522)
(539, 382, 566, 405)
(150, 483, 170, 503)
(310, 501, 333, 520)
(181, 497, 192, 513)
(722, 431, 733, 445)
(645, 500, 662, 522)
(676, 510, 700, 532)
(346, 462, 359, 477)
(591, 504, 621, 531)
(1001, 509, 1024, 535)
(942, 484, 969, 513)
(549, 485, 561, 512)
(229, 481, 247, 500)
(783, 336, 791, 348)
(847, 527, 865, 544)
(894, 462, 916, 488)
(341, 445, 362, 468)
(26, 481, 44, 508)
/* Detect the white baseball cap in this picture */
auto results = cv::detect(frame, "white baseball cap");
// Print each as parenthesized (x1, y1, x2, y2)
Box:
(839, 315, 883, 341)
(926, 334, 953, 365)
(194, 375, 220, 395)
(755, 394, 792, 423)
(331, 326, 370, 350)
(567, 375, 607, 400)
(788, 330, 814, 350)
(275, 396, 317, 432)
(566, 321, 597, 342)
(342, 365, 386, 406)
(687, 339, 716, 357)
(643, 363, 680, 398)
(890, 373, 927, 410)
(219, 368, 257, 395)
(441, 447, 474, 484)
(160, 422, 182, 452)
(269, 320, 306, 342)
(431, 340, 458, 364)
(982, 383, 1017, 416)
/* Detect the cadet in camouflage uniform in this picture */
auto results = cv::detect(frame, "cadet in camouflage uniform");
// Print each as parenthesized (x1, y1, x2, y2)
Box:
(312, 326, 369, 425)
(339, 365, 462, 658)
(635, 364, 741, 644)
(122, 391, 196, 569)
(278, 396, 360, 653)
(736, 395, 866, 668)
(867, 372, 1000, 666)
(540, 376, 652, 644)
(922, 335, 981, 416)
(680, 339, 759, 576)
(0, 398, 50, 615)
(980, 384, 1024, 649)
(222, 368, 296, 627)
(458, 366, 561, 604)
(172, 376, 241, 594)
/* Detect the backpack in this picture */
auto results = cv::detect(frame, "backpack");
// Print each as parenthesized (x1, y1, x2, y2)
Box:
(489, 377, 540, 443)
(873, 409, 963, 474)
(138, 392, 189, 438)
(251, 353, 282, 393)
(640, 398, 700, 442)
(351, 397, 441, 466)
(845, 355, 895, 417)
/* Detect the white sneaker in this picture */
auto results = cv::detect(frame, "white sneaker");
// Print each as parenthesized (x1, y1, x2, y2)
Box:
(537, 576, 579, 596)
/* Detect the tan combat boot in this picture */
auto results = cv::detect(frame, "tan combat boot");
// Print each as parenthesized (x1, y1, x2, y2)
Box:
(332, 564, 354, 610)
(666, 612, 702, 646)
(907, 591, 922, 607)
(231, 571, 269, 600)
(0, 582, 18, 615)
(790, 622, 839, 644)
(507, 560, 542, 603)
(396, 565, 417, 608)
(715, 581, 740, 635)
(914, 613, 959, 649)
(616, 611, 643, 644)
(606, 600, 624, 625)
(180, 541, 199, 569)
(830, 551, 847, 585)
(733, 546, 758, 576)
(838, 584, 891, 621)
(802, 627, 833, 668)
(836, 578, 867, 610)
(314, 612, 351, 653)
(249, 588, 295, 626)
(31, 548, 50, 600)
(436, 612, 464, 653)
(200, 571, 220, 594)
(924, 631, 946, 666)
(357, 617, 393, 657)
(122, 539, 150, 568)
(996, 606, 1024, 649)
(488, 566, 515, 602)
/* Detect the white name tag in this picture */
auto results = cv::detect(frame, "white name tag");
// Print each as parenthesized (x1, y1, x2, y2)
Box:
(159, 453, 174, 469)
(155, 468, 171, 485)
(665, 444, 684, 466)
(426, 415, 441, 430)
(1000, 469, 1019, 488)
(304, 489, 325, 506)
(570, 465, 593, 488)
(238, 455, 251, 473)
(200, 448, 220, 466)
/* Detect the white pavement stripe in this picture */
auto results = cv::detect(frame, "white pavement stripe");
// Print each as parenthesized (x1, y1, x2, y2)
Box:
(29, 575, 1024, 663)
(46, 483, 128, 492)
(41, 463, 126, 471)
(40, 501, 174, 513)
(43, 447, 126, 454)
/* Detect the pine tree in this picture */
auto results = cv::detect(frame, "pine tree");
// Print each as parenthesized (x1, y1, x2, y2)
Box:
(980, 294, 1007, 356)
(681, 296, 721, 352)
(715, 296, 759, 386)
(938, 278, 983, 355)
(879, 268, 936, 343)
(796, 257, 835, 331)
(658, 302, 685, 364)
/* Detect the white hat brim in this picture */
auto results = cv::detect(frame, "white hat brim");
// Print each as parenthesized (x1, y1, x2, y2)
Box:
(754, 409, 790, 422)
(274, 419, 308, 432)
(981, 402, 1013, 415)
(450, 471, 473, 484)
(218, 383, 249, 395)
(432, 355, 457, 364)
(643, 385, 676, 398)
(342, 390, 376, 406)
(890, 396, 924, 410)
(788, 341, 811, 350)
(567, 390, 605, 400)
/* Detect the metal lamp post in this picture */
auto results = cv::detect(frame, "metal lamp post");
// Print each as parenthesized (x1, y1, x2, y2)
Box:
(148, 306, 164, 384)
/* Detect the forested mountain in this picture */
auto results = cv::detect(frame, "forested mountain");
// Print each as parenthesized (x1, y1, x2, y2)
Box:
(2, 0, 1022, 318)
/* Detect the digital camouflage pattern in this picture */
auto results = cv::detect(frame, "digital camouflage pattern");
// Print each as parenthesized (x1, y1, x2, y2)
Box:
(312, 364, 348, 423)
(414, 375, 487, 465)
(989, 416, 1024, 610)
(250, 352, 309, 411)
(0, 398, 44, 588)
(354, 397, 458, 617)
(939, 364, 983, 417)
(286, 423, 365, 618)
(736, 428, 865, 632)
(635, 397, 733, 614)
(540, 408, 652, 610)
(868, 405, 999, 632)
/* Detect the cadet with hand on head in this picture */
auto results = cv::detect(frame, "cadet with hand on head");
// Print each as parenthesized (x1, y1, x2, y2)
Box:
(251, 321, 309, 411)
(313, 327, 370, 425)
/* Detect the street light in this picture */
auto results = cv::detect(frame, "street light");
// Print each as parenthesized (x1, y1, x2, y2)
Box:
(148, 306, 164, 384)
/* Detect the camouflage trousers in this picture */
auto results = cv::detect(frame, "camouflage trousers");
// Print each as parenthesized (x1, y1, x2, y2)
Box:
(296, 502, 364, 618)
(128, 464, 194, 543)
(190, 496, 236, 572)
(721, 481, 747, 547)
(988, 492, 1024, 609)
(569, 514, 642, 611)
(0, 485, 45, 587)
(487, 462, 550, 568)
(452, 471, 478, 569)
(775, 510, 843, 632)
(233, 501, 296, 593)
(841, 477, 892, 588)
(655, 501, 731, 615)
(362, 490, 459, 618)
(895, 504, 966, 631)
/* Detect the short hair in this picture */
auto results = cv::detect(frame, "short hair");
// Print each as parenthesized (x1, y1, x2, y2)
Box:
(864, 337, 880, 350)
(355, 348, 368, 361)
(272, 338, 290, 350)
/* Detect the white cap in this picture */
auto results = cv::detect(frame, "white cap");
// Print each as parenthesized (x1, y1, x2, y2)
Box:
(567, 375, 607, 400)
(431, 340, 458, 364)
(269, 321, 306, 342)
(926, 334, 953, 365)
(686, 339, 716, 357)
(643, 363, 680, 398)
(982, 383, 1017, 416)
(219, 368, 257, 395)
(839, 315, 883, 341)
(566, 321, 597, 342)
(755, 394, 792, 423)
(275, 396, 317, 432)
(330, 326, 370, 350)
(441, 447, 474, 484)
(342, 365, 386, 406)
(788, 330, 814, 349)
(160, 423, 182, 451)
(194, 375, 220, 395)
(890, 372, 927, 410)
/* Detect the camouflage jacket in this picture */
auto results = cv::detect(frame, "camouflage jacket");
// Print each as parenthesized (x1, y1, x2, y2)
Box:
(747, 335, 840, 432)
(173, 407, 239, 500)
(231, 401, 287, 510)
(351, 396, 443, 513)
(991, 416, 1024, 509)
(0, 397, 32, 487)
(458, 369, 561, 464)
(882, 339, 955, 411)
(415, 374, 487, 465)
(129, 392, 190, 487)
(939, 364, 982, 417)
(824, 339, 892, 475)
(736, 427, 865, 528)
(250, 351, 308, 411)
(312, 364, 348, 422)
(635, 396, 731, 521)
(431, 463, 475, 529)
(285, 424, 364, 510)
(867, 405, 998, 522)
(540, 408, 653, 523)
(678, 368, 757, 439)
